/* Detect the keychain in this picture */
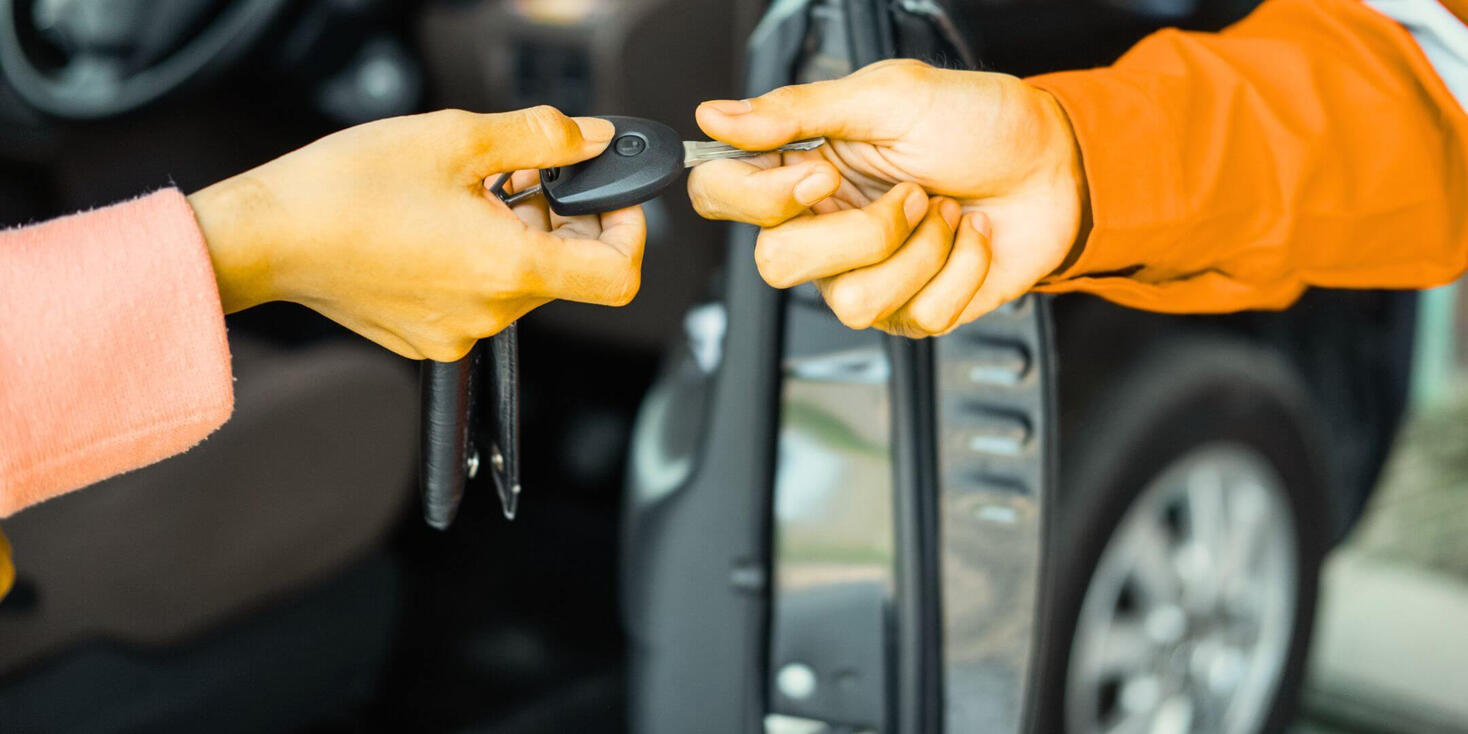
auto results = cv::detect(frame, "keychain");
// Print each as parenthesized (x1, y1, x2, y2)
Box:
(420, 116, 825, 529)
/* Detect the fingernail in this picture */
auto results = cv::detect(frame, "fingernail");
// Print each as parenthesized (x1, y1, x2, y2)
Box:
(575, 117, 615, 143)
(702, 99, 754, 116)
(902, 187, 928, 228)
(938, 199, 961, 230)
(793, 172, 837, 206)
(966, 211, 993, 239)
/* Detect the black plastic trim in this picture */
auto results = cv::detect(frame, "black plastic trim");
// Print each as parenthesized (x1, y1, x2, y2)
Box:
(619, 4, 811, 732)
(889, 338, 946, 734)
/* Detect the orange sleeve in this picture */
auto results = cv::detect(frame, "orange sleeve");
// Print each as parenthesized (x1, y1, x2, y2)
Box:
(1026, 0, 1468, 313)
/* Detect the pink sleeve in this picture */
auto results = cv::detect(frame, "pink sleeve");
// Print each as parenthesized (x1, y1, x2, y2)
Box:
(0, 189, 234, 516)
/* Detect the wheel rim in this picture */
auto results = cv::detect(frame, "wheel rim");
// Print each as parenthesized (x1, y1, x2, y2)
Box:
(1065, 443, 1299, 734)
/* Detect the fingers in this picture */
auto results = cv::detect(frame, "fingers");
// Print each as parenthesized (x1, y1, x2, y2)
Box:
(880, 211, 993, 336)
(696, 59, 928, 149)
(688, 158, 842, 226)
(469, 163, 643, 308)
(818, 198, 960, 330)
(521, 205, 646, 306)
(451, 106, 614, 176)
(754, 182, 928, 288)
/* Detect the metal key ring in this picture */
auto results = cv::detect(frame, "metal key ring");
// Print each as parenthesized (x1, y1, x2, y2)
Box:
(490, 172, 544, 207)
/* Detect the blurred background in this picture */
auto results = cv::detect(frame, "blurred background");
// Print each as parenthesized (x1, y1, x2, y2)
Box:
(0, 0, 1464, 733)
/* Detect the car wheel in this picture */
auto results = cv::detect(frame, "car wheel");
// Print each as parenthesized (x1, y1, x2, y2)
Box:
(1039, 336, 1331, 734)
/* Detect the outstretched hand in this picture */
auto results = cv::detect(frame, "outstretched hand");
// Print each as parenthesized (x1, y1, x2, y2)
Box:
(688, 59, 1087, 336)
(191, 106, 646, 361)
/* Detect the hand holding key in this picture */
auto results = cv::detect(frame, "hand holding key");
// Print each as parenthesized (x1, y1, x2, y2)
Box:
(191, 105, 645, 361)
(688, 59, 1088, 336)
(422, 115, 829, 527)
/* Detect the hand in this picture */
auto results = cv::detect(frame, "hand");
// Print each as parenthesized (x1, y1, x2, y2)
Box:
(687, 59, 1086, 336)
(189, 106, 645, 361)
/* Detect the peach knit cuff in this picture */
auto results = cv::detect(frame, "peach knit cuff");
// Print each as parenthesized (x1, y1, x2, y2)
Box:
(0, 189, 234, 516)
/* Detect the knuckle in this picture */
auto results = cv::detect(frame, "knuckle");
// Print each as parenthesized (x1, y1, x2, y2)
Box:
(755, 260, 792, 289)
(625, 230, 648, 262)
(826, 283, 876, 330)
(686, 184, 722, 220)
(611, 264, 642, 306)
(909, 306, 953, 337)
(422, 339, 473, 363)
(420, 108, 471, 141)
(948, 311, 979, 334)
(878, 59, 930, 86)
(833, 308, 876, 331)
(862, 210, 906, 260)
(761, 85, 797, 110)
(753, 236, 794, 289)
(686, 164, 751, 222)
(524, 105, 577, 147)
(963, 298, 1000, 324)
(431, 107, 473, 125)
(753, 209, 794, 229)
(860, 59, 901, 73)
(873, 58, 925, 71)
(434, 108, 481, 138)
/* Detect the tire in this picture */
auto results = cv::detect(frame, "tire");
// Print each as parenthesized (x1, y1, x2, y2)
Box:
(1035, 336, 1332, 734)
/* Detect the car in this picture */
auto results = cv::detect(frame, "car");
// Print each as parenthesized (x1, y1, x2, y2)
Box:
(0, 0, 1411, 732)
(621, 1, 1413, 733)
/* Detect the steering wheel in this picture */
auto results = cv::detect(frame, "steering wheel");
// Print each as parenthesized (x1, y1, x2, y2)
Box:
(0, 0, 289, 119)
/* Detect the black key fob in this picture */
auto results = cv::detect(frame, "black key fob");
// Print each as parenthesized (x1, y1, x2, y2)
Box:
(542, 116, 684, 216)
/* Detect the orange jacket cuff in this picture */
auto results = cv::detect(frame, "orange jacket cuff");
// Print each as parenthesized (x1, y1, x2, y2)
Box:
(1024, 0, 1468, 312)
(1030, 66, 1183, 282)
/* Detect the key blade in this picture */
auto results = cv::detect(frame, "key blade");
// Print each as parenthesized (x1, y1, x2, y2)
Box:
(683, 137, 827, 167)
(501, 184, 542, 206)
(778, 137, 828, 152)
(682, 140, 741, 166)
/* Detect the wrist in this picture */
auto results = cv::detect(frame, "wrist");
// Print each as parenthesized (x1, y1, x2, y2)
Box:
(188, 174, 282, 313)
(1033, 88, 1092, 281)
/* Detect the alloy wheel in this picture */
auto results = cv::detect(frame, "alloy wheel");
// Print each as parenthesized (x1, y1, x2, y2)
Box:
(1065, 443, 1298, 734)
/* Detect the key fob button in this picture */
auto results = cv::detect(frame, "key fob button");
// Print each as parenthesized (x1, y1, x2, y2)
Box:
(541, 115, 683, 216)
(614, 134, 647, 157)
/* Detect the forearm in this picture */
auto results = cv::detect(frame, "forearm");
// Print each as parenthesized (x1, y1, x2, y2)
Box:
(0, 191, 234, 516)
(1030, 0, 1468, 312)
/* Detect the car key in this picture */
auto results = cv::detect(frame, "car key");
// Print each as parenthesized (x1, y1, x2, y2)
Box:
(502, 115, 827, 215)
(420, 116, 826, 530)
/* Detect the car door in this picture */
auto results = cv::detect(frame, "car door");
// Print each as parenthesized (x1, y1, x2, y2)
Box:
(621, 2, 1055, 732)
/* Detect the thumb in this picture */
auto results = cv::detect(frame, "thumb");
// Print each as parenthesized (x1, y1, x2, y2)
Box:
(458, 106, 614, 175)
(695, 73, 907, 150)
